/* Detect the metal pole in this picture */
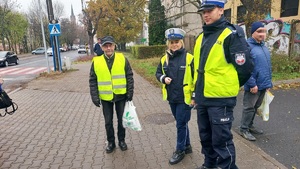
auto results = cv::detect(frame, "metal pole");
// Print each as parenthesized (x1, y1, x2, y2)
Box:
(39, 0, 50, 73)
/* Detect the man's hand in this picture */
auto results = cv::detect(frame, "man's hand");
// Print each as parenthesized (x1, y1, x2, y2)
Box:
(250, 86, 258, 94)
(92, 100, 101, 107)
(126, 94, 133, 101)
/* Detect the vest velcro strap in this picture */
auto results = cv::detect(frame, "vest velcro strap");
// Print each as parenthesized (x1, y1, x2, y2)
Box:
(113, 85, 126, 89)
(197, 69, 205, 74)
(98, 81, 112, 85)
(99, 91, 113, 94)
(112, 75, 126, 79)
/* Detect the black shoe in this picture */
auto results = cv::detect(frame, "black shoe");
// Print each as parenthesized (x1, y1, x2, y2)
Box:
(249, 126, 264, 134)
(185, 145, 193, 154)
(240, 130, 256, 141)
(119, 141, 127, 151)
(106, 142, 116, 153)
(169, 150, 185, 165)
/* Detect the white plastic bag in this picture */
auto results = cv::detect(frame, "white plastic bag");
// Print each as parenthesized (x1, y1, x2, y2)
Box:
(122, 101, 142, 131)
(257, 90, 274, 121)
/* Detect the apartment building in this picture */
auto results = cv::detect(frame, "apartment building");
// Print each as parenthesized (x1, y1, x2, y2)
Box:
(162, 0, 202, 36)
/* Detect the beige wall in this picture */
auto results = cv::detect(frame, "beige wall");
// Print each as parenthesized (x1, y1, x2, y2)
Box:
(224, 0, 300, 23)
(162, 0, 203, 37)
(271, 1, 300, 22)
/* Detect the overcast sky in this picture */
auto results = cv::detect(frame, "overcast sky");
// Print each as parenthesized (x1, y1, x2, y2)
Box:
(16, 0, 84, 18)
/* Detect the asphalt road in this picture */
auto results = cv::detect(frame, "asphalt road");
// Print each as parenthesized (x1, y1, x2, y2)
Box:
(1, 50, 82, 92)
(233, 88, 300, 168)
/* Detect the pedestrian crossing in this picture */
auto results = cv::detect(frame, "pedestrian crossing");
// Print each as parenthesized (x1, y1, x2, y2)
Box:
(0, 67, 50, 76)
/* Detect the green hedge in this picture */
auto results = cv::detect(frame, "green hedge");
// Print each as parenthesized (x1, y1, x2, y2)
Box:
(130, 45, 167, 59)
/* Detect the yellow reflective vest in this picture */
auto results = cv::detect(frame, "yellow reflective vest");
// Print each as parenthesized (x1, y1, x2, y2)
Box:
(161, 53, 194, 105)
(193, 28, 239, 97)
(93, 53, 127, 101)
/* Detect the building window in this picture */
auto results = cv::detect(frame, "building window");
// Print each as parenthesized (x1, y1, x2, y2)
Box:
(224, 9, 231, 22)
(280, 0, 299, 17)
(237, 5, 247, 23)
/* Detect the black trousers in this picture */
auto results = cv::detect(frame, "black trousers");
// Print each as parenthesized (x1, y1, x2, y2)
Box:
(197, 105, 238, 169)
(101, 99, 126, 143)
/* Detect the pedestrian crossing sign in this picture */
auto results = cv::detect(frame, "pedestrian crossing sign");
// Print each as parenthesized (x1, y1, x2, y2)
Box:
(48, 23, 61, 36)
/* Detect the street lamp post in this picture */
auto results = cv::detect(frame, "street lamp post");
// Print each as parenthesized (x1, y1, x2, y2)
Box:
(38, 0, 50, 73)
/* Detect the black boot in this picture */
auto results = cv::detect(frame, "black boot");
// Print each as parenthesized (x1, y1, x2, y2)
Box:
(169, 150, 185, 165)
(119, 141, 127, 151)
(185, 145, 193, 154)
(106, 142, 116, 153)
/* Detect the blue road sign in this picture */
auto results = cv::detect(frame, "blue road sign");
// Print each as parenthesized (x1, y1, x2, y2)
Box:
(48, 23, 61, 36)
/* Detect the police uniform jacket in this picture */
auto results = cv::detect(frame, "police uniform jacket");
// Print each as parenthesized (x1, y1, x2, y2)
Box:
(156, 48, 194, 103)
(89, 53, 134, 105)
(193, 16, 253, 106)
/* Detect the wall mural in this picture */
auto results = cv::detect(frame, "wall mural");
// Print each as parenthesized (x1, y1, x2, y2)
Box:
(240, 14, 300, 55)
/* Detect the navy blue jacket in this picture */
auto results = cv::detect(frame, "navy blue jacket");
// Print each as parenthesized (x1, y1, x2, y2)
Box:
(244, 37, 273, 91)
(94, 43, 104, 56)
(156, 48, 194, 103)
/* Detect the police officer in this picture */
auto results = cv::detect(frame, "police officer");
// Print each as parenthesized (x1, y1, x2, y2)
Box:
(89, 36, 134, 153)
(156, 28, 194, 165)
(192, 0, 253, 168)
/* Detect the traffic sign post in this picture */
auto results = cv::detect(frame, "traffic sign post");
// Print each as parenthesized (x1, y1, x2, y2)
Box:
(48, 23, 62, 71)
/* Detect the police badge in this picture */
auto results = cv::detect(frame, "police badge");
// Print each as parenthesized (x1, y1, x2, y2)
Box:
(235, 53, 246, 65)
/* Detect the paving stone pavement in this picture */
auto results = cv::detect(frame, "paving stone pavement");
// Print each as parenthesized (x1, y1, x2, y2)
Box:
(0, 62, 288, 169)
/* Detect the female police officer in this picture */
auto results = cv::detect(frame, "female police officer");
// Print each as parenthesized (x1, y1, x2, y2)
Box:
(156, 28, 194, 165)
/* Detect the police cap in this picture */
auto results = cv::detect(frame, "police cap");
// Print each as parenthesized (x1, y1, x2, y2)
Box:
(198, 0, 227, 12)
(165, 28, 186, 40)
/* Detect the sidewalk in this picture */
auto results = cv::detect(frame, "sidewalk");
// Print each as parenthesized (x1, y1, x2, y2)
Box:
(0, 62, 287, 169)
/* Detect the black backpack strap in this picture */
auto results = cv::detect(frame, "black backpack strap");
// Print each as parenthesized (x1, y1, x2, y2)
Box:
(6, 102, 18, 115)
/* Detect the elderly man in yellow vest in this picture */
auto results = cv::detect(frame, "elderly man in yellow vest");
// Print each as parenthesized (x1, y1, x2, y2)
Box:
(89, 36, 134, 153)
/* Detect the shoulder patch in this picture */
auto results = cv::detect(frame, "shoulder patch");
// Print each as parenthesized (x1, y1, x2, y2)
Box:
(235, 53, 246, 65)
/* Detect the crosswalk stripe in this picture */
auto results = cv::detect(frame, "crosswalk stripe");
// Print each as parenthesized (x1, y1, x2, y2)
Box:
(25, 67, 47, 74)
(0, 67, 49, 75)
(0, 68, 19, 75)
(9, 67, 35, 75)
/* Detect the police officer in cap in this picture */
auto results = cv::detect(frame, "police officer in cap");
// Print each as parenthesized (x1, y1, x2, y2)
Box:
(156, 28, 194, 165)
(192, 0, 253, 168)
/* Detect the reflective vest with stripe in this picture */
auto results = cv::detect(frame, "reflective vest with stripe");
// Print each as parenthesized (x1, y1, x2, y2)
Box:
(161, 53, 194, 105)
(93, 53, 127, 101)
(193, 28, 239, 97)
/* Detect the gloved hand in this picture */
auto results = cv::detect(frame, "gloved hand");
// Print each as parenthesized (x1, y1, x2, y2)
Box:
(92, 100, 101, 107)
(126, 94, 133, 101)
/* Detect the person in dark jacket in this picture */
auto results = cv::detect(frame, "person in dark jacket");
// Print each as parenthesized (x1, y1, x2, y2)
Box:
(192, 0, 253, 168)
(239, 21, 273, 141)
(89, 36, 134, 153)
(0, 78, 3, 91)
(93, 38, 104, 56)
(156, 28, 194, 165)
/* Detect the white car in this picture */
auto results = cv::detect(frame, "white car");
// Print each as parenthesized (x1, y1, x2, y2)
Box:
(47, 48, 53, 56)
(77, 45, 87, 54)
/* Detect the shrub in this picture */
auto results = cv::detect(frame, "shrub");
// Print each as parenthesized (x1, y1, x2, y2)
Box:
(271, 53, 300, 73)
(130, 45, 167, 59)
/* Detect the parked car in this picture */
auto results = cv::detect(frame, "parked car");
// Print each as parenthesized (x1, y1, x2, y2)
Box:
(77, 45, 87, 54)
(47, 48, 53, 56)
(32, 47, 45, 55)
(59, 47, 67, 52)
(0, 51, 19, 67)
